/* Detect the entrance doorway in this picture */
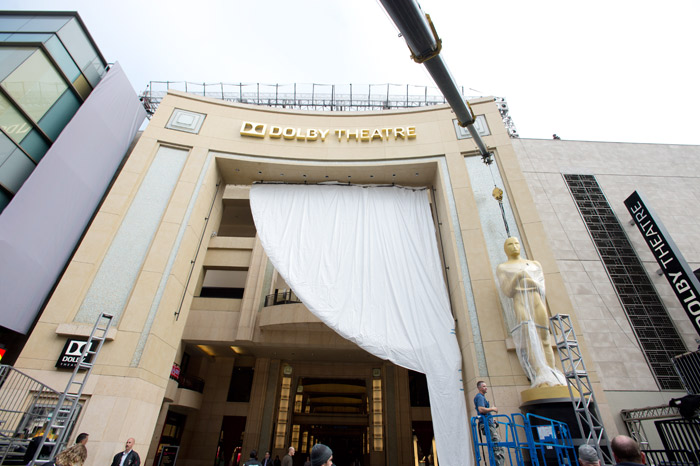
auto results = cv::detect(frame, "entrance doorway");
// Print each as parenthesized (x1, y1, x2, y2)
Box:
(216, 416, 246, 466)
(291, 378, 369, 466)
(302, 424, 365, 466)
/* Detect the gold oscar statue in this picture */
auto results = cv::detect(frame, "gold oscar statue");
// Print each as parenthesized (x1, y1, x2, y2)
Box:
(497, 237, 565, 388)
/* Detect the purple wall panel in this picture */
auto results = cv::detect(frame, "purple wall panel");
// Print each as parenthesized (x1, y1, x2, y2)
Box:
(0, 62, 146, 333)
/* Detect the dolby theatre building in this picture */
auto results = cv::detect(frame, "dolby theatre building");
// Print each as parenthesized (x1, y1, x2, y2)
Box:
(12, 88, 700, 466)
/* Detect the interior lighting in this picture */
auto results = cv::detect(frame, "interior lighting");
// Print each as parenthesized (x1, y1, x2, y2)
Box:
(197, 345, 216, 357)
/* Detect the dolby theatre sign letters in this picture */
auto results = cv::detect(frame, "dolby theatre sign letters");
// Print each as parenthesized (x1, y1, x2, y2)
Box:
(240, 121, 416, 142)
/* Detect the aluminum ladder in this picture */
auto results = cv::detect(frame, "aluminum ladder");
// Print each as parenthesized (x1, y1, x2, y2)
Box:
(30, 313, 113, 464)
(549, 313, 614, 465)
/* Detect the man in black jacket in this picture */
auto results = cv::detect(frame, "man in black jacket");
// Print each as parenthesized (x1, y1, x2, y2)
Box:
(261, 451, 273, 466)
(111, 438, 140, 466)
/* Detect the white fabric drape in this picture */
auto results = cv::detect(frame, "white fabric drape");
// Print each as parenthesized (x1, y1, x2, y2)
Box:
(250, 183, 471, 466)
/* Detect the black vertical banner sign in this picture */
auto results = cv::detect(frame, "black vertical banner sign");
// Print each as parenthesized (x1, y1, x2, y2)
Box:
(624, 191, 700, 336)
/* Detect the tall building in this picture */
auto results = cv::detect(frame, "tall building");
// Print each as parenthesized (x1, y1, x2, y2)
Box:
(0, 11, 107, 210)
(9, 86, 699, 466)
(0, 11, 146, 359)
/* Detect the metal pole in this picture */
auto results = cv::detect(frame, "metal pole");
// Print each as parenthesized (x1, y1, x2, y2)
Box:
(378, 0, 490, 159)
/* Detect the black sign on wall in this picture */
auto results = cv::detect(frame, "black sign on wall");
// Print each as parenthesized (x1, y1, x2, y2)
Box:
(624, 191, 700, 336)
(55, 339, 97, 369)
(158, 445, 179, 466)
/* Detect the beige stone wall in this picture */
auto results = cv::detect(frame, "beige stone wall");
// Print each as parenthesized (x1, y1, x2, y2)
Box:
(14, 92, 613, 465)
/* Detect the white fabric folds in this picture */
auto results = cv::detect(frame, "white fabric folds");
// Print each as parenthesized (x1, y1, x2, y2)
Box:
(250, 183, 471, 466)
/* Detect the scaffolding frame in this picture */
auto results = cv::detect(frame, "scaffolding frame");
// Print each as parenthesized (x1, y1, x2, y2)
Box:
(619, 405, 680, 448)
(139, 81, 520, 138)
(550, 314, 614, 465)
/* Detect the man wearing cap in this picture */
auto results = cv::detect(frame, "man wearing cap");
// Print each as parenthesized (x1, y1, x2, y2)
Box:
(311, 444, 333, 466)
(579, 444, 600, 466)
(611, 435, 646, 466)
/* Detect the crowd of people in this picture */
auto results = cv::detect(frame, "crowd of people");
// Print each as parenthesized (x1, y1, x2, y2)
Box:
(21, 419, 649, 466)
(22, 434, 139, 466)
(238, 444, 333, 466)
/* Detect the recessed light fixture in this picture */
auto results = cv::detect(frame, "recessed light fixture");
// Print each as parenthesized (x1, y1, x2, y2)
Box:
(197, 345, 216, 357)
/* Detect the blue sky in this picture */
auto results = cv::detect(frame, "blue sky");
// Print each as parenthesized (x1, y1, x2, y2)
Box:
(6, 0, 700, 144)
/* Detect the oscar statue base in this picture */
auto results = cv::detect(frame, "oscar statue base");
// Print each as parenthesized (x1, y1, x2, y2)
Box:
(520, 385, 589, 449)
(520, 385, 576, 404)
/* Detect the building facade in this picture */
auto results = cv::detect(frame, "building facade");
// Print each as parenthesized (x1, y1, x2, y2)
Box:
(11, 90, 698, 466)
(0, 11, 146, 350)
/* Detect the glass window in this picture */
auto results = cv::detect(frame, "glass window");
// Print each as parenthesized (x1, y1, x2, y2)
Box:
(0, 148, 35, 193)
(19, 129, 49, 163)
(227, 367, 254, 402)
(17, 16, 71, 33)
(44, 35, 81, 82)
(38, 89, 80, 140)
(82, 55, 106, 87)
(4, 33, 52, 43)
(0, 47, 34, 82)
(0, 140, 29, 193)
(0, 185, 11, 213)
(72, 74, 91, 100)
(2, 49, 68, 122)
(0, 17, 33, 33)
(0, 131, 17, 166)
(57, 18, 103, 74)
(0, 93, 32, 144)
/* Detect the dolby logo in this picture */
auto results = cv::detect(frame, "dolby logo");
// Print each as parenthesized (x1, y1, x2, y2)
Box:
(240, 121, 417, 142)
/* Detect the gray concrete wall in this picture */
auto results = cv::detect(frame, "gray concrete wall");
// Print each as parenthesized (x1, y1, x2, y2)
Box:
(513, 138, 700, 389)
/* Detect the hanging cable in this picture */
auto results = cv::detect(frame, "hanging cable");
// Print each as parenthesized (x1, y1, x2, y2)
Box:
(487, 163, 511, 238)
